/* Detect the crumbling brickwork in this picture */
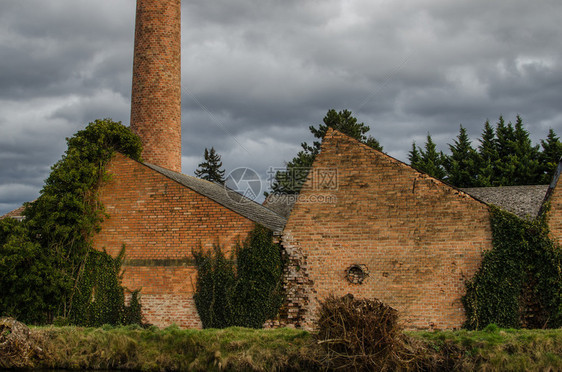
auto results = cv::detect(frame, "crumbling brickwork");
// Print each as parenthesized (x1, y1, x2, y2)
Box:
(544, 168, 562, 245)
(131, 0, 182, 172)
(93, 153, 256, 327)
(281, 129, 494, 330)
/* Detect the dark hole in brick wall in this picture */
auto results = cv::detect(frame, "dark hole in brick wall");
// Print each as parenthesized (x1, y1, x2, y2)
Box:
(346, 264, 369, 284)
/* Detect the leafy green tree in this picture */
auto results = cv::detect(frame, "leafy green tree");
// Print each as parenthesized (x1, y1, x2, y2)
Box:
(444, 125, 481, 187)
(409, 134, 446, 180)
(195, 147, 225, 184)
(271, 109, 382, 194)
(539, 129, 562, 184)
(0, 119, 144, 325)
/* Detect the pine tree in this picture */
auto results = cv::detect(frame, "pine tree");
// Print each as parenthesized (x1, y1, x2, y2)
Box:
(195, 147, 225, 184)
(445, 125, 480, 187)
(477, 120, 498, 186)
(410, 134, 446, 180)
(539, 129, 562, 184)
(512, 115, 540, 185)
(271, 109, 382, 194)
(408, 142, 422, 169)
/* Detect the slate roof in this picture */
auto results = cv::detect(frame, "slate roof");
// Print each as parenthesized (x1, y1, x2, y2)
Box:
(461, 185, 549, 219)
(262, 194, 298, 218)
(145, 163, 287, 234)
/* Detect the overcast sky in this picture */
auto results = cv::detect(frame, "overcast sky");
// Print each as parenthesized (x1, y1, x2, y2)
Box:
(1, 0, 561, 215)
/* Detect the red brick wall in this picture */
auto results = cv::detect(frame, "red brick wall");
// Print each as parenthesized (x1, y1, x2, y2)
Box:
(93, 153, 256, 327)
(131, 0, 181, 172)
(281, 129, 493, 330)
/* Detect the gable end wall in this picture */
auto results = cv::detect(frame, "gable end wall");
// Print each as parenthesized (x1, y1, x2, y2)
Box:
(281, 130, 493, 330)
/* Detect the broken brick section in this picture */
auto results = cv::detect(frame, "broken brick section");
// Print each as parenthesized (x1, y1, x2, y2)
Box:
(280, 129, 493, 330)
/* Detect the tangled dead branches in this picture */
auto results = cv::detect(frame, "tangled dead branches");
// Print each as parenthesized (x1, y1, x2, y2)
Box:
(0, 317, 43, 368)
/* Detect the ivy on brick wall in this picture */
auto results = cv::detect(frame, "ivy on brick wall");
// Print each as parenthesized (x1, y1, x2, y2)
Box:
(0, 119, 143, 325)
(462, 205, 562, 329)
(193, 225, 284, 328)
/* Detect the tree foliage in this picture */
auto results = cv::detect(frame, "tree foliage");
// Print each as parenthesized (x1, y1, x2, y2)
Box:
(271, 109, 382, 194)
(0, 119, 143, 325)
(409, 116, 562, 187)
(193, 225, 284, 329)
(194, 147, 226, 184)
(409, 134, 447, 180)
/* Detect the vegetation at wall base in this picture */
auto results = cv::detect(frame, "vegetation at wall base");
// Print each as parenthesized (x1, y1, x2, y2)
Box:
(2, 318, 562, 371)
(193, 225, 284, 329)
(0, 119, 143, 326)
(462, 205, 562, 330)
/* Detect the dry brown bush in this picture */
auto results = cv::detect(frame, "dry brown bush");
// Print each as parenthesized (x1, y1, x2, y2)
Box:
(313, 294, 407, 370)
(0, 317, 44, 368)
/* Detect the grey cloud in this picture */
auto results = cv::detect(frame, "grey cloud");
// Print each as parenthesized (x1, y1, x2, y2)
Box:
(2, 0, 562, 215)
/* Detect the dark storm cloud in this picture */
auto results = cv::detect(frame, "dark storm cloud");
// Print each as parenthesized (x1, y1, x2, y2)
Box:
(1, 0, 562, 214)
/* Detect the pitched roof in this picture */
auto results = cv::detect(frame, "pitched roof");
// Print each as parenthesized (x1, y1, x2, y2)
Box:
(461, 185, 548, 219)
(144, 162, 287, 234)
(262, 194, 297, 218)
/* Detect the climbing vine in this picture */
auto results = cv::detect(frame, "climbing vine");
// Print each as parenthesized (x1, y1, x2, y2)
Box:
(462, 205, 562, 329)
(0, 119, 143, 325)
(193, 225, 284, 328)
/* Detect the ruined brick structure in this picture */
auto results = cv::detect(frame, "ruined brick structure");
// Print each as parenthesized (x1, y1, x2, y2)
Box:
(280, 129, 494, 330)
(542, 162, 562, 245)
(131, 0, 182, 172)
(92, 153, 285, 327)
(5, 0, 562, 331)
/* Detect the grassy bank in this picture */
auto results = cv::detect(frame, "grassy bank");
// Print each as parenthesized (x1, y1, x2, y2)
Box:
(412, 325, 562, 371)
(2, 323, 562, 371)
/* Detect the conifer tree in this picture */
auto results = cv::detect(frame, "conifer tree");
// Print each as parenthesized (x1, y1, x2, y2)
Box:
(512, 115, 540, 185)
(445, 125, 480, 187)
(408, 142, 422, 169)
(271, 109, 382, 194)
(477, 120, 498, 186)
(539, 129, 562, 184)
(409, 134, 446, 180)
(195, 147, 225, 184)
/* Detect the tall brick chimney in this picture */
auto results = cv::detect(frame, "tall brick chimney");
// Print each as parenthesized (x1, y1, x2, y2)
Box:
(131, 0, 182, 172)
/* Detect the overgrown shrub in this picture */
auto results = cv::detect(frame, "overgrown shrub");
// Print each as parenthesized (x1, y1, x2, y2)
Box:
(314, 294, 405, 371)
(0, 119, 143, 325)
(232, 225, 284, 328)
(193, 245, 236, 328)
(463, 206, 562, 329)
(193, 225, 284, 329)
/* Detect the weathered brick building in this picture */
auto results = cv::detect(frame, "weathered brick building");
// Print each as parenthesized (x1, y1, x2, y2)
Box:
(91, 152, 285, 328)
(280, 129, 495, 330)
(4, 0, 562, 331)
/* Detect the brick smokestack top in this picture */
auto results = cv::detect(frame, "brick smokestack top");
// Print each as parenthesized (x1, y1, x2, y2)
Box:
(131, 0, 181, 172)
